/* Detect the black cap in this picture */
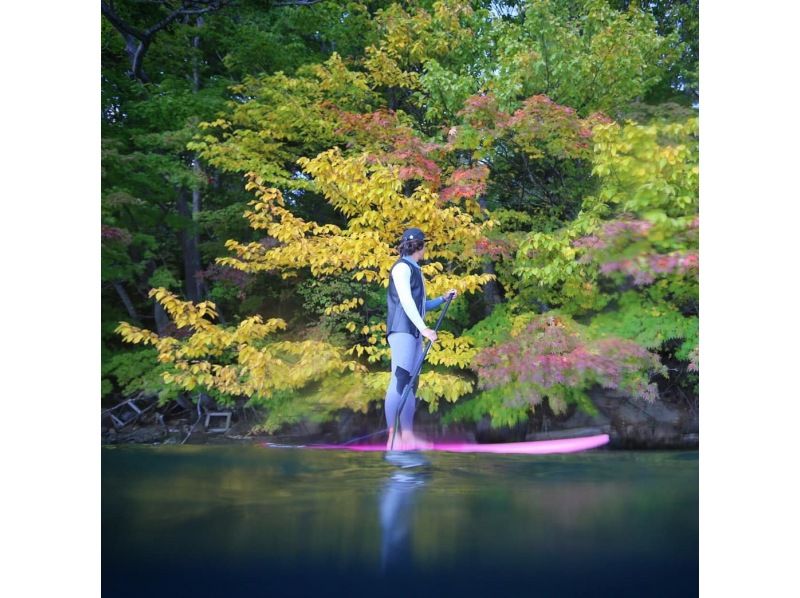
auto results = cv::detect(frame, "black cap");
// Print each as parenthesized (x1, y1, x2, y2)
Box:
(401, 227, 426, 243)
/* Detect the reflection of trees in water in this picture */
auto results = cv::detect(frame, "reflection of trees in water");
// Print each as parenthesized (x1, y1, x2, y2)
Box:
(106, 449, 697, 568)
(379, 454, 429, 575)
(510, 482, 632, 529)
(105, 449, 389, 562)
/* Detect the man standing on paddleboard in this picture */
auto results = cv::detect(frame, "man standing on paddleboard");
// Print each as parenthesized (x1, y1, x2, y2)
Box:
(385, 228, 456, 450)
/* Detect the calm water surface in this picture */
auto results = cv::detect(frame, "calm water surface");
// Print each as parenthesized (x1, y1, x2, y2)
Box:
(103, 445, 698, 597)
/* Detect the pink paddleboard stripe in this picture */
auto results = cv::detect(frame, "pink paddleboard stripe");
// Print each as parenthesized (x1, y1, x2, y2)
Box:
(285, 434, 609, 455)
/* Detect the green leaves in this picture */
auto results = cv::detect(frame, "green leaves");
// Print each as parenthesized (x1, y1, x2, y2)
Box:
(416, 58, 479, 123)
(589, 291, 698, 360)
(489, 0, 676, 115)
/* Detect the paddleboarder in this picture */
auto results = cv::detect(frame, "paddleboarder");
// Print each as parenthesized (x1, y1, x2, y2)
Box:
(385, 228, 457, 450)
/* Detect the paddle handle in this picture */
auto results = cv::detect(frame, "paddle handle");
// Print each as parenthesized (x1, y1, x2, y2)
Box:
(390, 292, 455, 450)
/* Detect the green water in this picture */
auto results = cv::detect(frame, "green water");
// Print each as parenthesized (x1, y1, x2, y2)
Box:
(102, 445, 698, 597)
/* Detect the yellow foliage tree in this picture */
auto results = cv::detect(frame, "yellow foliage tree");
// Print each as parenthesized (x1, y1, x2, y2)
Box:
(116, 288, 367, 427)
(217, 147, 495, 413)
(115, 146, 494, 428)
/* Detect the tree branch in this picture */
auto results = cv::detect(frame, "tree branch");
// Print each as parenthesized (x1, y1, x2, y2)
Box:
(143, 6, 190, 38)
(101, 1, 230, 81)
(101, 1, 145, 40)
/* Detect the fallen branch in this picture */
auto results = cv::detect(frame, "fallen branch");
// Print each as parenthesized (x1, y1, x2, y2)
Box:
(180, 395, 205, 445)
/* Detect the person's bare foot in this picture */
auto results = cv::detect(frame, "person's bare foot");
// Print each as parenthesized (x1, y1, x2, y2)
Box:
(386, 428, 406, 451)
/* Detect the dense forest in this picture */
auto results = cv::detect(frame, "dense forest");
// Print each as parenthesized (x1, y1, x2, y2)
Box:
(101, 0, 699, 440)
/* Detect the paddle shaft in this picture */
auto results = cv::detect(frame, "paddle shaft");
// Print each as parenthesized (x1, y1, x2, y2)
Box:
(389, 293, 454, 450)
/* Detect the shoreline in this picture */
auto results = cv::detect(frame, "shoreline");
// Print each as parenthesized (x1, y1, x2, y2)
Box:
(102, 387, 698, 450)
(101, 422, 699, 450)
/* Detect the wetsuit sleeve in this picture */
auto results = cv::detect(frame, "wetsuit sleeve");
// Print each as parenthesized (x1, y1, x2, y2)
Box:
(425, 296, 445, 311)
(391, 262, 427, 332)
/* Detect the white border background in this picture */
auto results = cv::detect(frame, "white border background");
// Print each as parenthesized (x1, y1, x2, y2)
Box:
(699, 0, 800, 594)
(3, 1, 800, 595)
(4, 2, 101, 596)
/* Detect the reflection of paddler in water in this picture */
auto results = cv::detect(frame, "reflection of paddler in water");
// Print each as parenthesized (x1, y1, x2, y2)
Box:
(385, 228, 457, 451)
(379, 452, 430, 575)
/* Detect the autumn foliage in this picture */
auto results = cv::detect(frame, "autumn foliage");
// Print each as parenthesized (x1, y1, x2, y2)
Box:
(105, 0, 698, 433)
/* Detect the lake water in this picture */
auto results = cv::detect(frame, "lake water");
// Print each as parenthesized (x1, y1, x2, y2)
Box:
(102, 445, 698, 597)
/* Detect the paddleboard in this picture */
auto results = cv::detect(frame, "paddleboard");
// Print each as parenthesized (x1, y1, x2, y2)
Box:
(265, 433, 609, 455)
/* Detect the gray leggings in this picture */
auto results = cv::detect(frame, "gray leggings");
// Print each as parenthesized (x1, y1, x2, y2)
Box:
(385, 332, 424, 432)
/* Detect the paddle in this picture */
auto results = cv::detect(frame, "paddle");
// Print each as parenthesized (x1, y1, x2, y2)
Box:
(389, 291, 455, 451)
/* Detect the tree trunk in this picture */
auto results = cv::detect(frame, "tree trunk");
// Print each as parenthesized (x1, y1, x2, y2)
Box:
(478, 195, 504, 314)
(481, 259, 503, 314)
(191, 157, 208, 298)
(191, 17, 204, 92)
(113, 281, 142, 326)
(177, 189, 203, 302)
(176, 16, 206, 304)
(130, 39, 151, 83)
(154, 301, 170, 336)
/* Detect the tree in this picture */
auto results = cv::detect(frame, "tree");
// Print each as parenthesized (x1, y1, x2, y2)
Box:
(115, 288, 372, 430)
(450, 312, 667, 427)
(611, 0, 699, 104)
(214, 151, 494, 412)
(488, 0, 680, 116)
